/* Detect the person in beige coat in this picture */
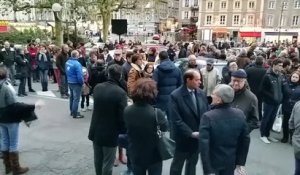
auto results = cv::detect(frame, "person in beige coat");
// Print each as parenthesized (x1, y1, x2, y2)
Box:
(200, 59, 220, 97)
(127, 54, 144, 96)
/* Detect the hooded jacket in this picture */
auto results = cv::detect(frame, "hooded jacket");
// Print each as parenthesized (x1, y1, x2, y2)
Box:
(153, 59, 182, 112)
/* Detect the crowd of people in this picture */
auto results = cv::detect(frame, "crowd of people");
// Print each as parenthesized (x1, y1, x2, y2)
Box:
(0, 38, 300, 175)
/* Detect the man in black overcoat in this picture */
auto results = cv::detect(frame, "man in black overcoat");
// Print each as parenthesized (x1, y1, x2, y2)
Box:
(88, 64, 127, 175)
(169, 69, 209, 175)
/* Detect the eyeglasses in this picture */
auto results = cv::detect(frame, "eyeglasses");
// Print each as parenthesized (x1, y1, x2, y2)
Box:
(115, 54, 121, 56)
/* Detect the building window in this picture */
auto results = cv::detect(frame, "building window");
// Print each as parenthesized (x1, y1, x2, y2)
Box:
(194, 0, 198, 6)
(184, 11, 189, 19)
(292, 16, 299, 25)
(220, 15, 226, 25)
(234, 1, 241, 9)
(247, 15, 254, 24)
(221, 1, 227, 9)
(248, 1, 255, 8)
(207, 1, 213, 9)
(283, 1, 288, 9)
(295, 0, 300, 8)
(185, 0, 189, 7)
(267, 15, 273, 26)
(280, 16, 286, 26)
(206, 15, 212, 25)
(268, 0, 276, 9)
(192, 11, 197, 17)
(233, 15, 240, 25)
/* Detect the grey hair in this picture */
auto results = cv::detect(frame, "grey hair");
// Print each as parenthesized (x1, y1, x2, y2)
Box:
(213, 84, 234, 104)
(71, 50, 79, 58)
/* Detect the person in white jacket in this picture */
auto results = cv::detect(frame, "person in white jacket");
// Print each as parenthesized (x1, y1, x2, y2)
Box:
(200, 59, 220, 97)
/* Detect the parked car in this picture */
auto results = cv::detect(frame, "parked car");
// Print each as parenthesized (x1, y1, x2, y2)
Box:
(174, 57, 227, 78)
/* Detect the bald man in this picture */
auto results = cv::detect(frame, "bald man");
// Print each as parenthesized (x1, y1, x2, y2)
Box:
(183, 55, 203, 89)
(0, 41, 17, 86)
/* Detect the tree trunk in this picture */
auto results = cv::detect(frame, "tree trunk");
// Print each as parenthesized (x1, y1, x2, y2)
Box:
(102, 12, 111, 42)
(54, 12, 63, 46)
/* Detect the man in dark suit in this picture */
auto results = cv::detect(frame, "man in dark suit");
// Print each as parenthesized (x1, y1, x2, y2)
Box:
(169, 69, 209, 175)
(88, 64, 127, 175)
(199, 84, 250, 175)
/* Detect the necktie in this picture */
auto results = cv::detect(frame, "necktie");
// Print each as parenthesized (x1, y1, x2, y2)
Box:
(190, 91, 197, 111)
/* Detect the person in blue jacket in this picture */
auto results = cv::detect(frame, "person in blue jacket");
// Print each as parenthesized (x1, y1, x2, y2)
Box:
(66, 50, 84, 119)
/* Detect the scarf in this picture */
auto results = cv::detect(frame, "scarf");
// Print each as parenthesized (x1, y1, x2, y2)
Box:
(38, 53, 48, 62)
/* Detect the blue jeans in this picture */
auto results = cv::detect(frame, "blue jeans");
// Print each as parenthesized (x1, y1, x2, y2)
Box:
(69, 83, 82, 115)
(260, 103, 280, 137)
(39, 69, 48, 83)
(40, 69, 48, 91)
(0, 123, 19, 152)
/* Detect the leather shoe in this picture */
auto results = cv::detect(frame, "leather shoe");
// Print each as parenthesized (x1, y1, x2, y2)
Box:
(29, 89, 36, 92)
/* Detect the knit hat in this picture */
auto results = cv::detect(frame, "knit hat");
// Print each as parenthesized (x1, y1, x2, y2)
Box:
(214, 84, 234, 103)
(231, 69, 247, 78)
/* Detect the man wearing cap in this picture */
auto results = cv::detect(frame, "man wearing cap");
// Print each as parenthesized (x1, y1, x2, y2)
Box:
(199, 84, 250, 175)
(230, 69, 259, 132)
(200, 59, 220, 97)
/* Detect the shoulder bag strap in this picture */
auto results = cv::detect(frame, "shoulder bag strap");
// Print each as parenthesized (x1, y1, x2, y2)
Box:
(155, 108, 162, 138)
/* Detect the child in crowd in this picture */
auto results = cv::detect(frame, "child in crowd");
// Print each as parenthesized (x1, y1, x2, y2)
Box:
(81, 67, 91, 112)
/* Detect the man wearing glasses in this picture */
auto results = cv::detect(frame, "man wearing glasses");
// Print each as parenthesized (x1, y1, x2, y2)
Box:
(260, 58, 284, 144)
(107, 49, 125, 67)
(230, 69, 259, 133)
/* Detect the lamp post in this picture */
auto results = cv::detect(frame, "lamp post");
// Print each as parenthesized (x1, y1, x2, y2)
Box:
(52, 3, 63, 46)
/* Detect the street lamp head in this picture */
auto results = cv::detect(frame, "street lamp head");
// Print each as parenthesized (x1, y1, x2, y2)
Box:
(52, 3, 62, 12)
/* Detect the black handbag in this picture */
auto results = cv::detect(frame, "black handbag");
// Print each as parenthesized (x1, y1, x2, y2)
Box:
(154, 108, 175, 161)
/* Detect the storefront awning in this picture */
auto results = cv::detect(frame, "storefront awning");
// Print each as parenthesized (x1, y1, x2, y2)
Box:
(265, 32, 298, 36)
(213, 28, 228, 33)
(240, 32, 261, 37)
(0, 26, 8, 33)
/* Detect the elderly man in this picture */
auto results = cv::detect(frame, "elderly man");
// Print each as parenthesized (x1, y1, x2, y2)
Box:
(184, 54, 203, 88)
(199, 84, 250, 175)
(56, 44, 70, 98)
(230, 69, 259, 132)
(66, 50, 84, 119)
(169, 69, 209, 175)
(200, 59, 220, 97)
(107, 49, 125, 67)
(0, 41, 17, 86)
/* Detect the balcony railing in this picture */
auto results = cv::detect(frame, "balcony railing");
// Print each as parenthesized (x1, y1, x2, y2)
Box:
(191, 5, 199, 10)
(190, 17, 198, 23)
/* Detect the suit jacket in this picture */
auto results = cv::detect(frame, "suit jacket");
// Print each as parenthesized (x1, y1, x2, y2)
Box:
(169, 85, 209, 152)
(199, 104, 250, 174)
(88, 79, 127, 147)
